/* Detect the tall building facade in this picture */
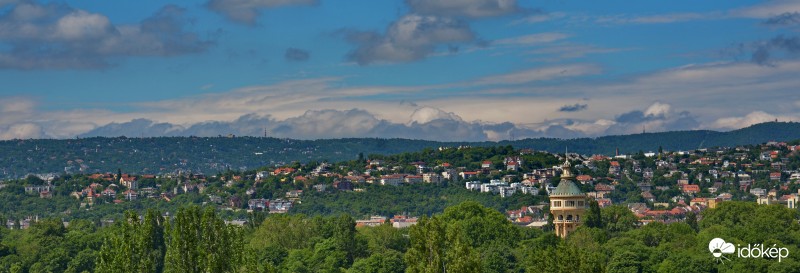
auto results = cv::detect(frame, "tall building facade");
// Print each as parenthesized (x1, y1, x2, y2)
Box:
(550, 159, 588, 238)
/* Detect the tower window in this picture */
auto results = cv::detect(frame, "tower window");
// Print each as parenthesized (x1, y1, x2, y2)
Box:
(566, 201, 575, 207)
(553, 201, 562, 207)
(578, 201, 585, 207)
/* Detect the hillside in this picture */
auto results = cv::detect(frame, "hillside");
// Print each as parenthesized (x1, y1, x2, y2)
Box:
(503, 121, 800, 155)
(1, 121, 799, 179)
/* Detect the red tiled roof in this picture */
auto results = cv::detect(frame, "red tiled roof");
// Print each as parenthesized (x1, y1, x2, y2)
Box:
(577, 175, 592, 181)
(682, 185, 700, 192)
(595, 183, 614, 191)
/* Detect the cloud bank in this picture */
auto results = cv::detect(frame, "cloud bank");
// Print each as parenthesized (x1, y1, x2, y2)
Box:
(73, 102, 706, 142)
(0, 2, 213, 69)
(2, 58, 800, 141)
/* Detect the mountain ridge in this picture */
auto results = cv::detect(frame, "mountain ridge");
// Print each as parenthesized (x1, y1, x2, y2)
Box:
(1, 121, 798, 179)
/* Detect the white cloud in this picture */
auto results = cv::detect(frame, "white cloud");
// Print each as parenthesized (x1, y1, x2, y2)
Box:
(733, 0, 800, 19)
(564, 119, 616, 136)
(525, 44, 634, 60)
(473, 63, 601, 85)
(644, 102, 671, 117)
(0, 97, 35, 113)
(54, 10, 112, 40)
(342, 14, 475, 65)
(0, 123, 44, 139)
(711, 111, 800, 130)
(572, 1, 800, 26)
(493, 32, 569, 46)
(408, 106, 463, 124)
(406, 0, 522, 19)
(279, 109, 384, 138)
(2, 59, 800, 141)
(0, 3, 212, 69)
(512, 12, 566, 24)
(206, 0, 318, 25)
(612, 12, 717, 24)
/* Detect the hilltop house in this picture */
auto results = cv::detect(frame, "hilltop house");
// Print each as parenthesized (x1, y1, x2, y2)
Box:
(120, 175, 137, 189)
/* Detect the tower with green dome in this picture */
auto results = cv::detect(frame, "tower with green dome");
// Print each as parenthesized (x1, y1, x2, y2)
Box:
(549, 157, 588, 238)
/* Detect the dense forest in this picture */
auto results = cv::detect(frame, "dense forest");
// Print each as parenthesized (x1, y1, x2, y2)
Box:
(0, 201, 798, 272)
(2, 121, 800, 179)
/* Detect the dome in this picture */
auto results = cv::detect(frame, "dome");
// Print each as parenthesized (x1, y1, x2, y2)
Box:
(551, 180, 583, 196)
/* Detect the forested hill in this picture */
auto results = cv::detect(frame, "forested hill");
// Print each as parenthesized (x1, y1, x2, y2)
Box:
(499, 121, 800, 155)
(1, 121, 799, 178)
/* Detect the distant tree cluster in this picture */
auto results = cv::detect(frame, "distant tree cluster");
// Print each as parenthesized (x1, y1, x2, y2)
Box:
(1, 201, 799, 272)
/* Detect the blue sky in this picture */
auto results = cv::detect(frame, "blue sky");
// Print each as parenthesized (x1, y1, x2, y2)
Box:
(1, 0, 800, 141)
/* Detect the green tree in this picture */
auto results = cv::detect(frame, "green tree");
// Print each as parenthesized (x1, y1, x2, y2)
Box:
(444, 225, 481, 273)
(64, 249, 96, 273)
(405, 216, 446, 273)
(95, 209, 165, 273)
(332, 214, 359, 265)
(163, 206, 244, 273)
(685, 211, 699, 232)
(585, 200, 603, 228)
(602, 205, 638, 234)
(348, 250, 404, 273)
(359, 224, 408, 254)
(606, 251, 641, 273)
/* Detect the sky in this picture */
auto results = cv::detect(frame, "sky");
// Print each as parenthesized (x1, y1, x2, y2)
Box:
(1, 0, 800, 141)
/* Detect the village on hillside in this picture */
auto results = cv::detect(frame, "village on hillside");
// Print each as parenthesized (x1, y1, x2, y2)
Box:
(4, 140, 800, 230)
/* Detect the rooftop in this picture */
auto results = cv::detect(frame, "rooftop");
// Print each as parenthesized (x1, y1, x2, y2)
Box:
(551, 180, 584, 197)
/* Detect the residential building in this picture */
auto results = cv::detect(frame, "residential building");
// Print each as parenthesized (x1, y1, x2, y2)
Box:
(422, 173, 442, 183)
(123, 189, 137, 201)
(459, 171, 478, 180)
(269, 199, 293, 213)
(682, 184, 700, 195)
(750, 188, 767, 197)
(380, 174, 404, 186)
(405, 175, 423, 184)
(465, 181, 481, 191)
(390, 215, 418, 228)
(248, 198, 269, 211)
(120, 175, 138, 189)
(506, 161, 519, 171)
(356, 216, 386, 227)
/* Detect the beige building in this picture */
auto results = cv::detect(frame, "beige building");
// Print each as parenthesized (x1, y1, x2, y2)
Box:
(550, 159, 588, 238)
